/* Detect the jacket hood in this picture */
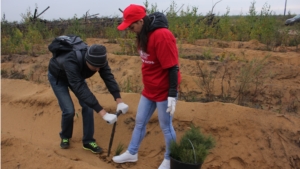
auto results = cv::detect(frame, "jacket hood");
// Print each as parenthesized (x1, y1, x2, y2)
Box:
(148, 12, 168, 32)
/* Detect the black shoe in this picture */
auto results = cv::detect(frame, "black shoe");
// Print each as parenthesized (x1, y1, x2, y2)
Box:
(83, 142, 103, 154)
(60, 138, 70, 149)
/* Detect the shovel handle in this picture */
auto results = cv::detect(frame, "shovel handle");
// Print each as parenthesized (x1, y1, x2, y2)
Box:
(107, 110, 122, 157)
(116, 110, 123, 116)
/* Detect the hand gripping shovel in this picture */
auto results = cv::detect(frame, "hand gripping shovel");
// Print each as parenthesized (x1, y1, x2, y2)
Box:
(107, 110, 122, 157)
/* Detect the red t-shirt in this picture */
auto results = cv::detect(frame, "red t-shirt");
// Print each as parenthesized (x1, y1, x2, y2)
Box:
(140, 28, 181, 101)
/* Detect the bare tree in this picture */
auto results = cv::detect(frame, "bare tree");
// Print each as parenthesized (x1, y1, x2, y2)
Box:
(209, 0, 222, 15)
(284, 0, 287, 16)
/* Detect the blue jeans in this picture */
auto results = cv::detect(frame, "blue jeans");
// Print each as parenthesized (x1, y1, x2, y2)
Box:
(128, 95, 176, 160)
(48, 72, 95, 144)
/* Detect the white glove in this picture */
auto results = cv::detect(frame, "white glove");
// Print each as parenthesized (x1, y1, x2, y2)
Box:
(166, 97, 176, 116)
(116, 102, 129, 114)
(103, 113, 117, 124)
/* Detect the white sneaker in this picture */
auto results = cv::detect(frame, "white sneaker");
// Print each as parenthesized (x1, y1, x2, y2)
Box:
(158, 159, 170, 169)
(112, 150, 138, 163)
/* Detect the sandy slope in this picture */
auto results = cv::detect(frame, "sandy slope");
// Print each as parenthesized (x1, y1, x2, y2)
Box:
(1, 38, 300, 169)
(2, 79, 300, 169)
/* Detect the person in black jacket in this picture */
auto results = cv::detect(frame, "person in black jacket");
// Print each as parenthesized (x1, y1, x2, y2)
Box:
(48, 44, 129, 154)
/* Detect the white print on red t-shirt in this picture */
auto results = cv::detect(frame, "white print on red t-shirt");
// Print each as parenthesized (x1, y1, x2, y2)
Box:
(139, 50, 155, 64)
(141, 59, 154, 64)
(139, 50, 149, 59)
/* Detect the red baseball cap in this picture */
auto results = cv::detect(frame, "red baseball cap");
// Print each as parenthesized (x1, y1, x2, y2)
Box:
(117, 4, 146, 30)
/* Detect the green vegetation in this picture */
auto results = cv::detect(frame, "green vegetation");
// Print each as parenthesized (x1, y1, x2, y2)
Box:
(170, 125, 215, 164)
(1, 1, 299, 113)
(115, 142, 125, 156)
(235, 55, 270, 105)
(1, 1, 299, 55)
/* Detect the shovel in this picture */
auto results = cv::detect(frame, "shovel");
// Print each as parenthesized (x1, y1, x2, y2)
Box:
(107, 110, 122, 157)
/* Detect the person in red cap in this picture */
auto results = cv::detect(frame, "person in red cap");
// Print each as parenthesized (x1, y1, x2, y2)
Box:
(113, 4, 181, 169)
(48, 44, 129, 154)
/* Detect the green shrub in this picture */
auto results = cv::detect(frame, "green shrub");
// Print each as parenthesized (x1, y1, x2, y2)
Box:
(170, 125, 215, 164)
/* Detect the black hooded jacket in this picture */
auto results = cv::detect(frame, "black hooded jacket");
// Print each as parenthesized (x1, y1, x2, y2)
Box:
(148, 12, 169, 32)
(148, 12, 179, 98)
(48, 50, 120, 113)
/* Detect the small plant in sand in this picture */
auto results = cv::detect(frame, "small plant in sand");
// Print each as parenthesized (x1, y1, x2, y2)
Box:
(119, 76, 142, 93)
(170, 125, 215, 165)
(115, 38, 138, 56)
(202, 48, 213, 60)
(235, 55, 269, 105)
(115, 142, 125, 156)
(195, 61, 218, 101)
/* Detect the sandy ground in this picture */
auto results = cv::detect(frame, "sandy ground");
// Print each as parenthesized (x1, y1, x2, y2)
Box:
(1, 38, 300, 169)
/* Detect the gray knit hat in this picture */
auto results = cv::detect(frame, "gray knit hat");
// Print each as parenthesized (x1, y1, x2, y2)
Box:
(85, 44, 107, 67)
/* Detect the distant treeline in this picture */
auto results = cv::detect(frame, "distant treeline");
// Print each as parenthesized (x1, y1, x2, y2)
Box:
(1, 0, 299, 55)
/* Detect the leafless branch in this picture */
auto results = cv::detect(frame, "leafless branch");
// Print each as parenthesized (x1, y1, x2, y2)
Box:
(36, 6, 50, 18)
(210, 0, 222, 14)
(175, 4, 185, 14)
